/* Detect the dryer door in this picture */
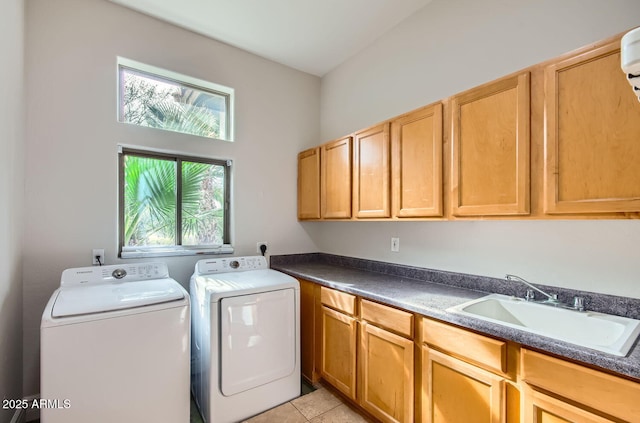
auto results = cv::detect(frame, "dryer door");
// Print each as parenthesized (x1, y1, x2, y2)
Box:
(220, 288, 296, 396)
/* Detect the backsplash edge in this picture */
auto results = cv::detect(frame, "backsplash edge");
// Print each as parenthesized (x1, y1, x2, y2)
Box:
(270, 253, 640, 320)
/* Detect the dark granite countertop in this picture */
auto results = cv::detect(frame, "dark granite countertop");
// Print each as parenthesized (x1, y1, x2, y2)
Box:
(271, 253, 640, 381)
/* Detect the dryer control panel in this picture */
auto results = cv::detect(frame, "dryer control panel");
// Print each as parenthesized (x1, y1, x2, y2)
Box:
(195, 256, 268, 275)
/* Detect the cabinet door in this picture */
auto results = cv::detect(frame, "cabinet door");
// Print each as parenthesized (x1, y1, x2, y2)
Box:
(300, 280, 319, 383)
(359, 323, 414, 423)
(424, 348, 504, 423)
(523, 389, 615, 423)
(451, 72, 530, 216)
(321, 137, 352, 218)
(321, 305, 357, 399)
(544, 40, 640, 214)
(354, 123, 391, 218)
(391, 104, 443, 218)
(297, 148, 321, 219)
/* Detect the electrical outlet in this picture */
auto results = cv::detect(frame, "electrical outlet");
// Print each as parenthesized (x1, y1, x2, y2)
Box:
(92, 249, 105, 265)
(256, 242, 268, 255)
(391, 237, 400, 252)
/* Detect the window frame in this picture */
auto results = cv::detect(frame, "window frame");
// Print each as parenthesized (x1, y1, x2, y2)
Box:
(118, 146, 233, 258)
(117, 56, 235, 142)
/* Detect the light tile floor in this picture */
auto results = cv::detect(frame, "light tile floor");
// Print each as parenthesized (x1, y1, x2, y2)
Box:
(242, 385, 371, 423)
(191, 383, 372, 423)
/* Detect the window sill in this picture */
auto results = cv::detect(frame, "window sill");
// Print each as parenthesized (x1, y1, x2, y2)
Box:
(120, 245, 234, 259)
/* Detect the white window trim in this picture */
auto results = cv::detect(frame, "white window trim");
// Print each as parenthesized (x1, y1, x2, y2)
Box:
(117, 56, 235, 142)
(121, 245, 234, 259)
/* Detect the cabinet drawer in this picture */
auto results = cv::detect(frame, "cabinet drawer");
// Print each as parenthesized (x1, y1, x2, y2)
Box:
(320, 287, 356, 316)
(521, 349, 640, 422)
(361, 299, 413, 338)
(422, 317, 507, 375)
(524, 388, 616, 423)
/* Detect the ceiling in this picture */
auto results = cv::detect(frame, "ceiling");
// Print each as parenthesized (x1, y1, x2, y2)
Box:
(109, 0, 433, 76)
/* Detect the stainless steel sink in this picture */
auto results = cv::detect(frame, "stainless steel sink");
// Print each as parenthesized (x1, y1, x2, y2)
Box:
(447, 294, 640, 356)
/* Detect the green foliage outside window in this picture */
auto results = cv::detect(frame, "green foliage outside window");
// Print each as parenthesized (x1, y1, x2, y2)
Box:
(120, 67, 228, 140)
(123, 154, 227, 248)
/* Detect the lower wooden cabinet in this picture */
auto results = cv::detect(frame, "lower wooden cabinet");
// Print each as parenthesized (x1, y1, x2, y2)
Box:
(523, 388, 615, 423)
(360, 322, 414, 423)
(306, 283, 640, 423)
(424, 348, 505, 423)
(300, 279, 321, 383)
(320, 305, 357, 399)
(319, 287, 415, 422)
(521, 348, 640, 423)
(422, 316, 507, 375)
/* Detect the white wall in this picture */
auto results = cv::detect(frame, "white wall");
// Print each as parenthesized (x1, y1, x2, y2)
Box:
(0, 0, 25, 420)
(23, 0, 320, 396)
(314, 0, 640, 298)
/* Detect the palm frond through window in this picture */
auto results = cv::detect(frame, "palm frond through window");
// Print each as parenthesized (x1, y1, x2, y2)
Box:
(119, 149, 230, 255)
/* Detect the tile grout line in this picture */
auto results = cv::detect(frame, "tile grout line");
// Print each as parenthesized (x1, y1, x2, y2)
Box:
(290, 397, 344, 422)
(307, 402, 344, 422)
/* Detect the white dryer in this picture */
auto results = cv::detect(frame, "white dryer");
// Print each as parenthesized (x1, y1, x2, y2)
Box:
(41, 262, 190, 423)
(190, 256, 300, 423)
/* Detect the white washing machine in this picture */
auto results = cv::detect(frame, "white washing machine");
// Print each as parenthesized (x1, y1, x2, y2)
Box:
(190, 256, 300, 423)
(41, 262, 190, 423)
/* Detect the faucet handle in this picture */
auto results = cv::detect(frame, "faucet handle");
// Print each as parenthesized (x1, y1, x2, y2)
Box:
(525, 289, 535, 301)
(573, 296, 585, 312)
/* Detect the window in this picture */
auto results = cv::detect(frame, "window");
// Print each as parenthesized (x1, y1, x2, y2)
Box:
(118, 147, 232, 258)
(118, 57, 234, 141)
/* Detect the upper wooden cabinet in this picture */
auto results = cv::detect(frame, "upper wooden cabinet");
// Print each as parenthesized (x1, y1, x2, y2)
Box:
(391, 103, 443, 218)
(544, 40, 640, 214)
(451, 72, 531, 217)
(321, 137, 352, 219)
(353, 123, 391, 218)
(300, 31, 640, 221)
(297, 147, 320, 220)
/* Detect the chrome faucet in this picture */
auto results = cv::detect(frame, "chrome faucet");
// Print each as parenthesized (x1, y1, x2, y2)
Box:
(505, 274, 586, 312)
(505, 274, 560, 304)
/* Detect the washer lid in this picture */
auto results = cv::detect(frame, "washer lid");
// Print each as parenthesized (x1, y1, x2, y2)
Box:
(51, 278, 185, 318)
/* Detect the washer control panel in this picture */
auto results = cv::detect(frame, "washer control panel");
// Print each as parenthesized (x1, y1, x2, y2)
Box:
(196, 256, 268, 275)
(61, 263, 169, 287)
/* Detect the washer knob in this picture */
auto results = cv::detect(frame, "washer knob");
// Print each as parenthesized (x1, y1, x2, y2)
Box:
(112, 268, 127, 279)
(230, 260, 240, 269)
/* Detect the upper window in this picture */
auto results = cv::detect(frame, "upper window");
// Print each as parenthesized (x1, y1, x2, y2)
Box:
(117, 57, 234, 141)
(118, 147, 232, 258)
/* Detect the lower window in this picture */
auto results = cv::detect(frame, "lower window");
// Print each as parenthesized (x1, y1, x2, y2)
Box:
(118, 147, 232, 258)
